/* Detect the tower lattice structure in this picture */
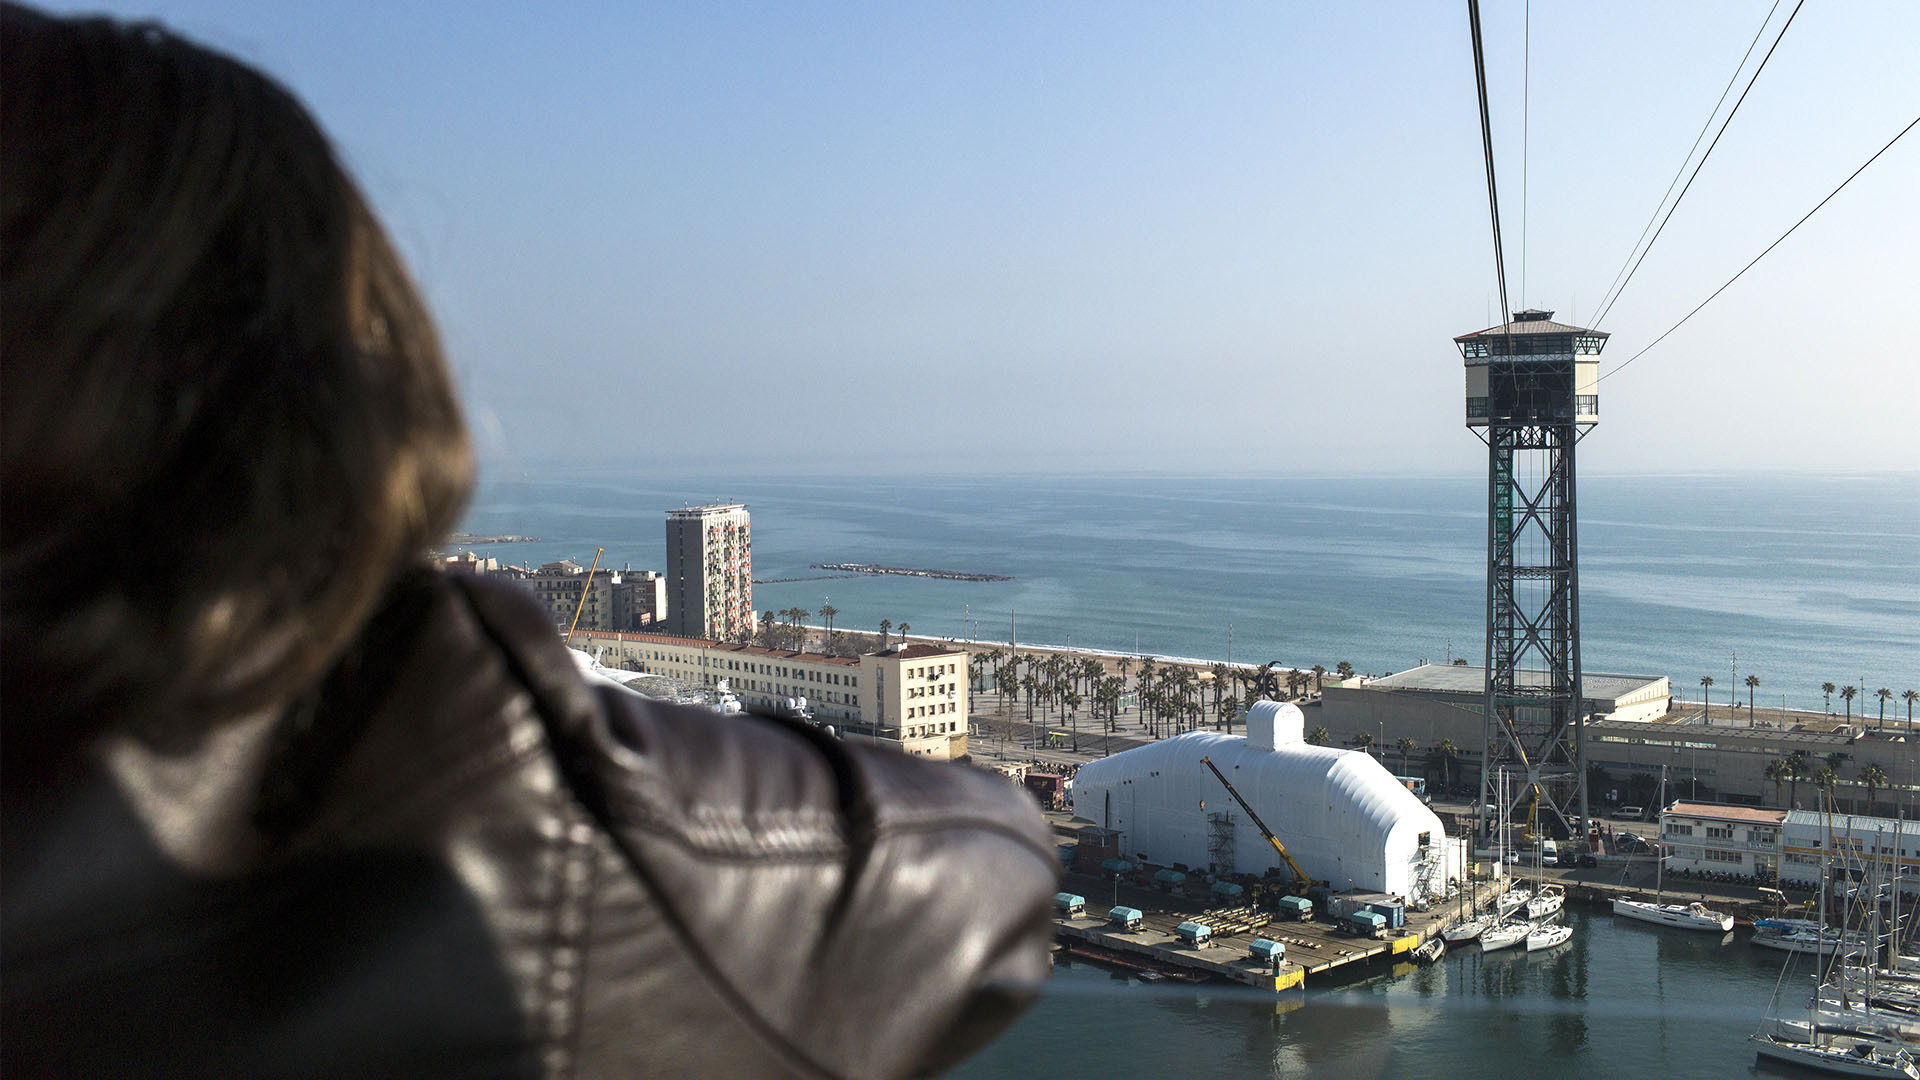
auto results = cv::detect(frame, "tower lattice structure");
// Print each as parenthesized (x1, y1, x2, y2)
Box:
(1457, 309, 1608, 840)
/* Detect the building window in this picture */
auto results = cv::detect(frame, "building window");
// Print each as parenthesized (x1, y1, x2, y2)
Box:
(1705, 825, 1732, 840)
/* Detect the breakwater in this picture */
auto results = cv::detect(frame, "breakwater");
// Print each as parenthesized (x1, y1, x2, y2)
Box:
(812, 562, 1013, 582)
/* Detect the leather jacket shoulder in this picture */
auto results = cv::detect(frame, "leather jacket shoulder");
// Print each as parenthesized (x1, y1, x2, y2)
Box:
(2, 569, 1059, 1079)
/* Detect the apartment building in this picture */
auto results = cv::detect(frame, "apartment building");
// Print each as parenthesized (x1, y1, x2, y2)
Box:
(571, 630, 968, 759)
(665, 504, 753, 640)
(524, 561, 666, 632)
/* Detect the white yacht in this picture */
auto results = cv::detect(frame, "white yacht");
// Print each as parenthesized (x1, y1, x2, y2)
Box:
(1526, 922, 1573, 952)
(1752, 926, 1871, 957)
(1495, 885, 1533, 917)
(1480, 920, 1531, 952)
(1442, 914, 1492, 944)
(1527, 883, 1565, 922)
(1611, 898, 1734, 933)
(1749, 1033, 1919, 1078)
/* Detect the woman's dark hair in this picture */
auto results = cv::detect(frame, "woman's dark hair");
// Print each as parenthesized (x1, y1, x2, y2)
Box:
(1, 4, 472, 762)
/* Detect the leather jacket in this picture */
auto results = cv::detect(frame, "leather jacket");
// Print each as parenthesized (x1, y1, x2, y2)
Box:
(2, 570, 1059, 1079)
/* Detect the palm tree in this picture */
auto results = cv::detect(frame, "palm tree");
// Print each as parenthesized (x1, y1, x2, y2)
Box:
(818, 603, 839, 653)
(1336, 660, 1354, 681)
(1904, 689, 1919, 729)
(896, 622, 909, 646)
(1840, 685, 1857, 723)
(878, 618, 891, 649)
(1821, 682, 1836, 714)
(1306, 725, 1330, 746)
(1859, 763, 1888, 814)
(1785, 750, 1810, 808)
(1397, 737, 1417, 776)
(1433, 739, 1458, 792)
(1350, 731, 1375, 756)
(1744, 674, 1759, 722)
(1699, 675, 1714, 722)
(1813, 766, 1838, 807)
(1875, 688, 1893, 730)
(1310, 664, 1327, 695)
(1764, 759, 1789, 806)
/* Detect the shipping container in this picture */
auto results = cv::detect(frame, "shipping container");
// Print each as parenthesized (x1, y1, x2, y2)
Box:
(1053, 892, 1086, 918)
(1274, 895, 1314, 920)
(1152, 868, 1188, 890)
(1107, 906, 1144, 931)
(1248, 938, 1286, 963)
(1210, 880, 1245, 899)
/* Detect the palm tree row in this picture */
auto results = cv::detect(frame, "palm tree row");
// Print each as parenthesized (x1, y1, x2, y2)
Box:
(1763, 750, 1892, 813)
(1817, 681, 1913, 731)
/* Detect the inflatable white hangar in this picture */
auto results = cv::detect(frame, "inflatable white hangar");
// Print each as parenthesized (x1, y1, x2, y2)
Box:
(1069, 701, 1461, 901)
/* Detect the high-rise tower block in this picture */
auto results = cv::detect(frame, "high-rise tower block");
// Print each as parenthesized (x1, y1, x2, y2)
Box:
(1456, 309, 1608, 839)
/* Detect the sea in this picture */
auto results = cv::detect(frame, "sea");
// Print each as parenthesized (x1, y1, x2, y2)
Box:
(459, 469, 1918, 713)
(459, 468, 1918, 1077)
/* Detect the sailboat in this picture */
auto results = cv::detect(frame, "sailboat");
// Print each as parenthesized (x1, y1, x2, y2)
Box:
(1477, 769, 1536, 953)
(1612, 766, 1734, 933)
(1750, 800, 1920, 1076)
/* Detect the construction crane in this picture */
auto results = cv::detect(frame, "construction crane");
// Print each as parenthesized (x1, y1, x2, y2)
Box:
(1199, 756, 1324, 894)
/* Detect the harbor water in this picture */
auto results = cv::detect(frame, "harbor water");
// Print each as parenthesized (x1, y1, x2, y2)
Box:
(956, 908, 1826, 1080)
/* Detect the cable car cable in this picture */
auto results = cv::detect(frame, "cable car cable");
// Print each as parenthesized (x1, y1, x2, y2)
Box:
(1587, 0, 1782, 330)
(1599, 113, 1918, 382)
(1591, 0, 1806, 330)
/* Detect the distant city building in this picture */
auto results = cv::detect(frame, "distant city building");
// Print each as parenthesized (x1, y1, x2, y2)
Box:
(1779, 808, 1920, 892)
(526, 560, 665, 633)
(665, 504, 752, 640)
(570, 630, 968, 759)
(438, 551, 501, 574)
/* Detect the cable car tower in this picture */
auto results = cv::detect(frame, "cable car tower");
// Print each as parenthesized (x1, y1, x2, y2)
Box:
(1457, 309, 1607, 840)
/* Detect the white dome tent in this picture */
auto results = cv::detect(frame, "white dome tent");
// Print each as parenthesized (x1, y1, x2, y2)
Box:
(1069, 702, 1460, 902)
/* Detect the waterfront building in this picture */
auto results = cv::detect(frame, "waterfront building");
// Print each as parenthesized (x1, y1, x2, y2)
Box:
(665, 504, 752, 640)
(1658, 802, 1785, 879)
(570, 629, 968, 759)
(1069, 702, 1464, 901)
(1313, 666, 1912, 815)
(1325, 663, 1671, 729)
(1778, 808, 1920, 895)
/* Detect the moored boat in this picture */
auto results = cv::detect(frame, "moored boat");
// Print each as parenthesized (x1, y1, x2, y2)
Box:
(1443, 914, 1491, 944)
(1749, 1033, 1919, 1078)
(1526, 922, 1573, 952)
(1527, 883, 1565, 922)
(1480, 920, 1531, 953)
(1612, 898, 1734, 933)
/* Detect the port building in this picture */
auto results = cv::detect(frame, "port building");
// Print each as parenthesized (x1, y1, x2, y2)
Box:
(569, 629, 969, 759)
(1325, 663, 1672, 728)
(1068, 702, 1462, 902)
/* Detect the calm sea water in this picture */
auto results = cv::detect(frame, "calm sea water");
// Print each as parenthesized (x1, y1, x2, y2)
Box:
(459, 470, 1918, 712)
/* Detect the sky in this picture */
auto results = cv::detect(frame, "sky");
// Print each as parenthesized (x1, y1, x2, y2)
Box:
(41, 1, 1920, 477)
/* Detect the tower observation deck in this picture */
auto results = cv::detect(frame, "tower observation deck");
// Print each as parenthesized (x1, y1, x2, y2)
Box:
(1456, 309, 1608, 840)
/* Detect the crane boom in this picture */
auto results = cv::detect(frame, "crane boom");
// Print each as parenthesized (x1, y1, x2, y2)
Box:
(1199, 756, 1322, 891)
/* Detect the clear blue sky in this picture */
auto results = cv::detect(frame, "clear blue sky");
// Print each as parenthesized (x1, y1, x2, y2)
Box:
(40, 1, 1920, 476)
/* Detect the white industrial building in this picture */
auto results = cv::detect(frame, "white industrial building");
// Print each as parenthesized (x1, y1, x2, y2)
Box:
(1069, 702, 1463, 902)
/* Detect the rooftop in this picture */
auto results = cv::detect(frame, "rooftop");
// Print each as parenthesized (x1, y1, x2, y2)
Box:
(667, 503, 748, 517)
(1362, 663, 1663, 702)
(1665, 801, 1787, 825)
(1453, 309, 1609, 340)
(1782, 808, 1920, 831)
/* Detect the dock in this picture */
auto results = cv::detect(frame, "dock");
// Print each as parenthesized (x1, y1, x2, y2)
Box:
(1053, 865, 1461, 993)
